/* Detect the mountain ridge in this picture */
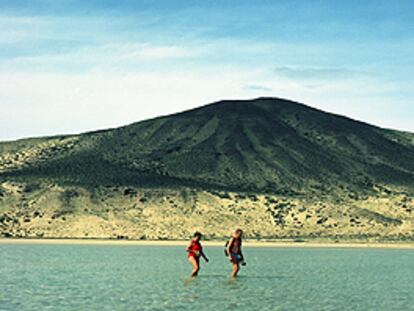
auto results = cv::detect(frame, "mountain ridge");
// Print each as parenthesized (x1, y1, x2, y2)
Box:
(0, 97, 413, 240)
(1, 96, 399, 142)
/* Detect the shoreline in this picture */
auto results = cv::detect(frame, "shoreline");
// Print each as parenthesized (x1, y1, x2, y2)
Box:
(1, 238, 414, 249)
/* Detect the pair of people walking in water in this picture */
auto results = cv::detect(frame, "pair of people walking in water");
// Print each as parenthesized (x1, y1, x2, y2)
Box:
(186, 229, 245, 278)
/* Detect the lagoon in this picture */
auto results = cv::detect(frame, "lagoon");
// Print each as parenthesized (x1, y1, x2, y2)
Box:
(1, 244, 413, 310)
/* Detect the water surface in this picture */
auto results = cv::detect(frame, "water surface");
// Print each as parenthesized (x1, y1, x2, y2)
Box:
(1, 244, 413, 310)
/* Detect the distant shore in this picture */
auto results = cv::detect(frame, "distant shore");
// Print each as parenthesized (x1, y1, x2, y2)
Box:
(1, 238, 414, 249)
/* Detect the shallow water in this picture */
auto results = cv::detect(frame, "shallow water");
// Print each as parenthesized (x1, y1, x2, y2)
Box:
(1, 244, 414, 311)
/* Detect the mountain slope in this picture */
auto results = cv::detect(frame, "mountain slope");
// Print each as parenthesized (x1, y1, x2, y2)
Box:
(0, 97, 413, 240)
(3, 97, 413, 193)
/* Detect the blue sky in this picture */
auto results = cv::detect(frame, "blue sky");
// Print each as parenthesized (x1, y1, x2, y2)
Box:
(1, 0, 414, 140)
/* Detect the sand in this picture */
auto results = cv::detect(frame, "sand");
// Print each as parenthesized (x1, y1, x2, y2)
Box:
(1, 238, 414, 249)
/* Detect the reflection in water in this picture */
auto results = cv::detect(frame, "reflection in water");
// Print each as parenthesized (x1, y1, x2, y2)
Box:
(196, 274, 227, 279)
(183, 276, 196, 288)
(225, 277, 243, 289)
(238, 275, 291, 280)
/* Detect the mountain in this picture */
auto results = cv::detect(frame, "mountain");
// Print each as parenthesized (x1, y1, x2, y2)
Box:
(1, 97, 413, 241)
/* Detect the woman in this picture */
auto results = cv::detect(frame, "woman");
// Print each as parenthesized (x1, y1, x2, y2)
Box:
(186, 232, 209, 277)
(226, 229, 245, 278)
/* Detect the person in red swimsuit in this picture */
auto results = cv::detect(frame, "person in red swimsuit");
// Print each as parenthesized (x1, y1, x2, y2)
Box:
(186, 232, 209, 277)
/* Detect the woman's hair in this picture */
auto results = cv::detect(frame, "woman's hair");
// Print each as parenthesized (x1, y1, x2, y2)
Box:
(235, 229, 243, 234)
(193, 231, 202, 238)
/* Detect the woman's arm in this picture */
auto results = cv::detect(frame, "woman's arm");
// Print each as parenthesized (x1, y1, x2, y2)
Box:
(227, 238, 234, 260)
(186, 241, 193, 253)
(239, 242, 245, 263)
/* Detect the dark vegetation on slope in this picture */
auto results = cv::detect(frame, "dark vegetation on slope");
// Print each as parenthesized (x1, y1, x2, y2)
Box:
(1, 97, 414, 196)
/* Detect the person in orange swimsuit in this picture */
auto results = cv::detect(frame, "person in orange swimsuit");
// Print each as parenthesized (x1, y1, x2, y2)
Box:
(186, 232, 209, 277)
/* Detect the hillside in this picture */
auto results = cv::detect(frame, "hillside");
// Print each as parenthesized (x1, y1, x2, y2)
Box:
(0, 97, 413, 240)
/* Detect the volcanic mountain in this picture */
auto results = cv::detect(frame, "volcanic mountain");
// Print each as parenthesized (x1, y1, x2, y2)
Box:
(1, 97, 413, 240)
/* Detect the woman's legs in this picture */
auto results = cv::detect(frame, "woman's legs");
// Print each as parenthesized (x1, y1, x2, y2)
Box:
(231, 262, 240, 278)
(188, 256, 200, 277)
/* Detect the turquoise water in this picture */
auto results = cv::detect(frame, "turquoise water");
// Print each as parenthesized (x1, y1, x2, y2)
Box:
(1, 244, 414, 311)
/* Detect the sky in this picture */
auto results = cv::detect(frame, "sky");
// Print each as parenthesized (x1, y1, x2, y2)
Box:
(1, 0, 414, 141)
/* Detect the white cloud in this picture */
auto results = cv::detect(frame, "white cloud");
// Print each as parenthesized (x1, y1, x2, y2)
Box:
(116, 44, 198, 60)
(274, 66, 366, 80)
(0, 42, 202, 70)
(243, 84, 273, 92)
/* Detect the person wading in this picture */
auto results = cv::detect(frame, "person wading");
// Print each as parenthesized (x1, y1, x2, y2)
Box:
(226, 229, 246, 278)
(186, 232, 209, 277)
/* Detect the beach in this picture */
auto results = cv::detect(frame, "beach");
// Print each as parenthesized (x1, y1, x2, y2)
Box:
(1, 238, 414, 249)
